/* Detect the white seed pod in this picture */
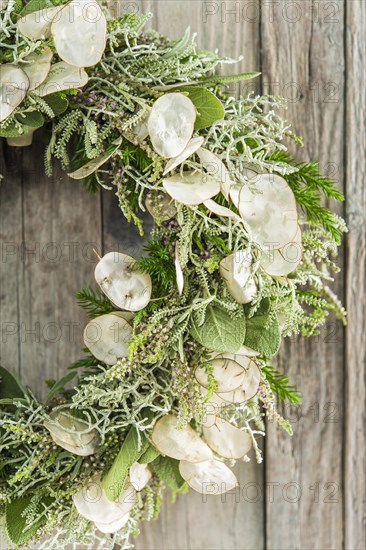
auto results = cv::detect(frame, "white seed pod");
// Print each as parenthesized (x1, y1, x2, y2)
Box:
(7, 127, 36, 147)
(95, 252, 152, 312)
(129, 462, 152, 491)
(203, 421, 252, 459)
(17, 6, 62, 41)
(236, 173, 298, 248)
(195, 357, 245, 393)
(200, 389, 226, 429)
(44, 411, 99, 456)
(0, 1, 8, 11)
(151, 415, 213, 463)
(229, 168, 259, 207)
(148, 93, 196, 158)
(95, 512, 130, 534)
(197, 147, 232, 200)
(51, 0, 107, 68)
(73, 478, 136, 526)
(20, 47, 52, 91)
(0, 65, 29, 122)
(132, 116, 149, 140)
(260, 225, 303, 276)
(163, 170, 220, 206)
(203, 199, 241, 222)
(179, 459, 237, 495)
(175, 247, 184, 295)
(236, 345, 260, 357)
(217, 358, 260, 403)
(220, 251, 257, 304)
(145, 191, 177, 221)
(68, 137, 122, 180)
(83, 312, 132, 365)
(163, 136, 204, 175)
(34, 62, 88, 97)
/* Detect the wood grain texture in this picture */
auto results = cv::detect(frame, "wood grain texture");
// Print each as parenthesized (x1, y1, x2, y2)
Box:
(344, 1, 366, 549)
(1, 1, 365, 549)
(261, 1, 346, 549)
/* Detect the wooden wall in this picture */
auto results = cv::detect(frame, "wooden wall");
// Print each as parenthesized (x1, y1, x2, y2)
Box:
(0, 1, 365, 548)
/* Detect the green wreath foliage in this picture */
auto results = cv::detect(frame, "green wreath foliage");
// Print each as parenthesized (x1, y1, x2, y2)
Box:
(0, 2, 346, 548)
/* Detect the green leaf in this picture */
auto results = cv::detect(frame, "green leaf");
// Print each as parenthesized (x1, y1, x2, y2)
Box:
(44, 371, 76, 404)
(198, 72, 261, 86)
(0, 366, 25, 400)
(103, 427, 149, 501)
(15, 111, 44, 129)
(151, 456, 185, 491)
(20, 0, 54, 16)
(6, 496, 52, 545)
(244, 312, 281, 357)
(190, 305, 246, 353)
(138, 444, 160, 464)
(0, 124, 22, 138)
(181, 87, 224, 130)
(43, 93, 69, 116)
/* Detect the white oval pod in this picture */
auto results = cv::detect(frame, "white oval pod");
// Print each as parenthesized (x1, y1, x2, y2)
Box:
(44, 411, 99, 456)
(195, 357, 245, 393)
(95, 512, 130, 534)
(73, 478, 136, 525)
(18, 6, 62, 41)
(145, 191, 177, 221)
(83, 312, 132, 365)
(220, 251, 257, 304)
(148, 93, 196, 158)
(129, 462, 152, 491)
(179, 459, 237, 495)
(203, 421, 252, 459)
(237, 173, 298, 248)
(51, 0, 107, 68)
(163, 136, 204, 175)
(95, 252, 152, 312)
(163, 170, 220, 206)
(0, 65, 29, 122)
(197, 147, 232, 200)
(218, 359, 260, 403)
(151, 415, 213, 463)
(7, 128, 36, 147)
(20, 47, 52, 91)
(260, 225, 303, 276)
(34, 62, 88, 97)
(200, 388, 226, 429)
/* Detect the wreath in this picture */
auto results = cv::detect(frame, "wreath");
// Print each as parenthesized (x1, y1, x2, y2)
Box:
(0, 2, 347, 549)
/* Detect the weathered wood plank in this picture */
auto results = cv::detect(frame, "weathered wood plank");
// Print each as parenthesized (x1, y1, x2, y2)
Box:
(103, 2, 264, 549)
(344, 1, 366, 549)
(0, 135, 102, 400)
(261, 1, 346, 549)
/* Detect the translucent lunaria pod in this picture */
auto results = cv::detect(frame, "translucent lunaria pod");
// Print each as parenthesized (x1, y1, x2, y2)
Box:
(151, 415, 213, 462)
(179, 459, 238, 494)
(20, 47, 53, 91)
(203, 421, 252, 459)
(145, 191, 177, 221)
(0, 65, 29, 122)
(68, 137, 122, 180)
(260, 225, 303, 276)
(44, 411, 100, 456)
(0, 1, 8, 10)
(73, 478, 136, 533)
(148, 93, 196, 158)
(197, 147, 232, 200)
(175, 247, 184, 295)
(163, 170, 220, 206)
(203, 199, 241, 222)
(235, 172, 298, 249)
(236, 345, 260, 357)
(95, 252, 152, 312)
(220, 251, 257, 304)
(217, 357, 261, 403)
(163, 136, 204, 175)
(6, 127, 36, 147)
(17, 6, 62, 41)
(51, 0, 107, 68)
(129, 462, 152, 491)
(195, 357, 246, 393)
(34, 62, 88, 97)
(200, 390, 226, 428)
(83, 312, 133, 365)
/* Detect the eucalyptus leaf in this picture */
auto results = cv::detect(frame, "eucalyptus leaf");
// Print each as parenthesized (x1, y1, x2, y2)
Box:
(244, 311, 281, 357)
(190, 305, 246, 353)
(103, 427, 149, 501)
(151, 456, 186, 491)
(181, 87, 224, 130)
